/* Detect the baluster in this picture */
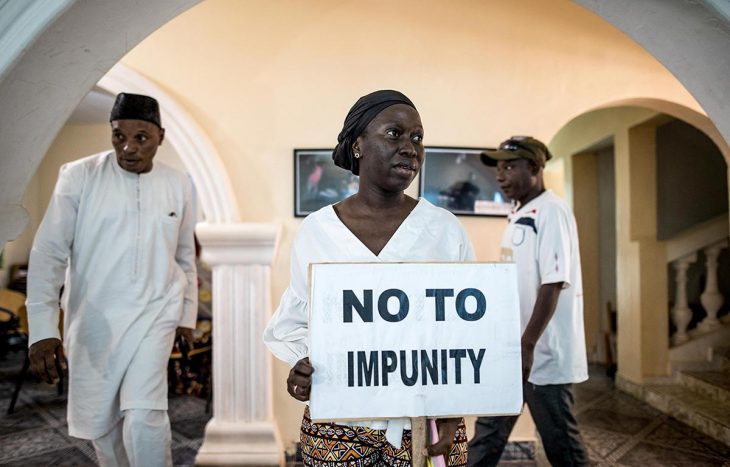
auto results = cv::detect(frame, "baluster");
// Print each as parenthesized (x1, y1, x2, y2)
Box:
(698, 240, 727, 331)
(672, 253, 696, 345)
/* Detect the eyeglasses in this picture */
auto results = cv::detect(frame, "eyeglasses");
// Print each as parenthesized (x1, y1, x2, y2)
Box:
(499, 136, 540, 154)
(499, 140, 530, 153)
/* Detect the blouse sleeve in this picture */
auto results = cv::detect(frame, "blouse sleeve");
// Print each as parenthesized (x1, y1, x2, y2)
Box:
(263, 286, 309, 367)
(263, 224, 311, 367)
(460, 225, 477, 261)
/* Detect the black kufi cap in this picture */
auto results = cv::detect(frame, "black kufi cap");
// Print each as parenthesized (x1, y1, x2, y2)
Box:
(332, 90, 416, 175)
(109, 92, 162, 128)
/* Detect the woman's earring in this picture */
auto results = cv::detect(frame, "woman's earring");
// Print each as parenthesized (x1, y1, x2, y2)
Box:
(354, 152, 361, 159)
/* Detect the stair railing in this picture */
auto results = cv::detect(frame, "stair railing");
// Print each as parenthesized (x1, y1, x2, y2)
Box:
(666, 214, 729, 346)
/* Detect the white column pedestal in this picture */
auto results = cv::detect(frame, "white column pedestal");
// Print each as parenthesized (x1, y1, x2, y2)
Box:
(196, 420, 280, 466)
(195, 222, 282, 466)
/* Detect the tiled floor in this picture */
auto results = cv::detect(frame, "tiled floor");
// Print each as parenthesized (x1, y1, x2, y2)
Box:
(0, 350, 210, 466)
(0, 349, 728, 466)
(573, 370, 730, 466)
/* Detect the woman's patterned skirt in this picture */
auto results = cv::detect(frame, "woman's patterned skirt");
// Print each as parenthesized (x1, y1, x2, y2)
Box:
(299, 407, 468, 466)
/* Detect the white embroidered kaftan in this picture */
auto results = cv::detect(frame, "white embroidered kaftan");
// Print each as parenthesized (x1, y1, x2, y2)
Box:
(264, 198, 475, 447)
(27, 152, 197, 439)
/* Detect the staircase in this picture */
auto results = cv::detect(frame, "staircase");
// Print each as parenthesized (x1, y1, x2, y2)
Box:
(618, 214, 730, 445)
(643, 346, 730, 445)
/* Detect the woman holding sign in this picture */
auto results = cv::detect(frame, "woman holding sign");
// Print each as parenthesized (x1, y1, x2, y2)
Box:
(264, 90, 475, 466)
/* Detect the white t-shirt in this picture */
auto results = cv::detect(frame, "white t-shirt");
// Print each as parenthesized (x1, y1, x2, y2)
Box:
(264, 197, 475, 446)
(500, 190, 588, 385)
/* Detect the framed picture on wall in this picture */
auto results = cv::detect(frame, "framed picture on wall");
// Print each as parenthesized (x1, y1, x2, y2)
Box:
(419, 146, 511, 216)
(294, 149, 359, 217)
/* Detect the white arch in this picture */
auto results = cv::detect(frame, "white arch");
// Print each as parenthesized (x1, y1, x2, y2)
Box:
(0, 0, 201, 246)
(575, 0, 730, 150)
(0, 0, 73, 82)
(593, 97, 730, 164)
(97, 63, 240, 223)
(556, 97, 730, 164)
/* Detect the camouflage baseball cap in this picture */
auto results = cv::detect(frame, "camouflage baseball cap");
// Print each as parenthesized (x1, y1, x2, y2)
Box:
(481, 136, 552, 167)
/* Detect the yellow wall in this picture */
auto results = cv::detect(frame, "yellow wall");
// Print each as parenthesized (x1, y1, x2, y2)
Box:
(572, 152, 601, 361)
(14, 0, 704, 451)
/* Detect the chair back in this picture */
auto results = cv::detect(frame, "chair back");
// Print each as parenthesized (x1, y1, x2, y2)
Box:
(0, 289, 25, 324)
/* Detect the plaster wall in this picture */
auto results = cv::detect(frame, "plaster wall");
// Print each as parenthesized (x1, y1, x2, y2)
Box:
(624, 122, 670, 381)
(597, 146, 617, 353)
(572, 152, 601, 361)
(656, 119, 728, 240)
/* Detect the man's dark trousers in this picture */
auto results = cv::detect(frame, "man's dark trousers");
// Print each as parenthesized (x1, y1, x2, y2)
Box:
(467, 383, 589, 466)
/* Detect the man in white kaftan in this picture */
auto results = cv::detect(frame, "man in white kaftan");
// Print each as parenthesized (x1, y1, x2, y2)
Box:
(26, 93, 197, 467)
(264, 197, 476, 448)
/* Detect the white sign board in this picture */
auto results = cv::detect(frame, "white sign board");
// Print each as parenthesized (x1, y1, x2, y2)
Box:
(308, 262, 522, 421)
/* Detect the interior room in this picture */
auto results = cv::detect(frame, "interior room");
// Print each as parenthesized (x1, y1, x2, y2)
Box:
(1, 1, 729, 465)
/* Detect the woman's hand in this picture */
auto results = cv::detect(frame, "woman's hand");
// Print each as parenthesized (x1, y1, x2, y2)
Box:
(426, 417, 461, 457)
(287, 357, 314, 401)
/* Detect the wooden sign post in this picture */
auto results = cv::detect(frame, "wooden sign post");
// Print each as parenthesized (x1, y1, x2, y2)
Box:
(411, 417, 427, 466)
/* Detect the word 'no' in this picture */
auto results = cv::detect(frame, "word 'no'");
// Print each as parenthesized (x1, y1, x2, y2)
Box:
(343, 288, 486, 323)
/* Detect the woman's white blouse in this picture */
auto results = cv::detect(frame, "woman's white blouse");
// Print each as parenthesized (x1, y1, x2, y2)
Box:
(263, 198, 475, 446)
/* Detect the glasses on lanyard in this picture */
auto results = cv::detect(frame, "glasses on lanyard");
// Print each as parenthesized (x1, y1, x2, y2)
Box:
(499, 137, 531, 153)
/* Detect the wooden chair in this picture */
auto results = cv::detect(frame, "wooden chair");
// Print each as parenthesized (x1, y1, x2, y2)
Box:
(0, 288, 26, 359)
(168, 320, 212, 412)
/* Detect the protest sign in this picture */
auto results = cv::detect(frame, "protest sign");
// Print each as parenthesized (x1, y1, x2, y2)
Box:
(308, 262, 522, 421)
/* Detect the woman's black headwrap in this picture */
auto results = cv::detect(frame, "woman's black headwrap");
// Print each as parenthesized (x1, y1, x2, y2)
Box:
(332, 90, 417, 175)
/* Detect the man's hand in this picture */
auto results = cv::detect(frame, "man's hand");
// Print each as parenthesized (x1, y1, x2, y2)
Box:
(287, 357, 314, 402)
(426, 417, 461, 457)
(521, 341, 535, 384)
(29, 337, 66, 385)
(520, 282, 563, 384)
(176, 327, 195, 351)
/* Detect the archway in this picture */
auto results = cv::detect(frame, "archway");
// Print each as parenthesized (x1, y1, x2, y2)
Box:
(0, 0, 201, 246)
(575, 0, 730, 151)
(550, 98, 730, 386)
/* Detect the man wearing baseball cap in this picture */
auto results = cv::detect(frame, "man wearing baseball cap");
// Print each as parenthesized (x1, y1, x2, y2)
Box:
(468, 136, 589, 466)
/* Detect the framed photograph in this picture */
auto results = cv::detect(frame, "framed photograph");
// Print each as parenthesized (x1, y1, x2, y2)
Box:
(294, 149, 359, 217)
(419, 146, 511, 216)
